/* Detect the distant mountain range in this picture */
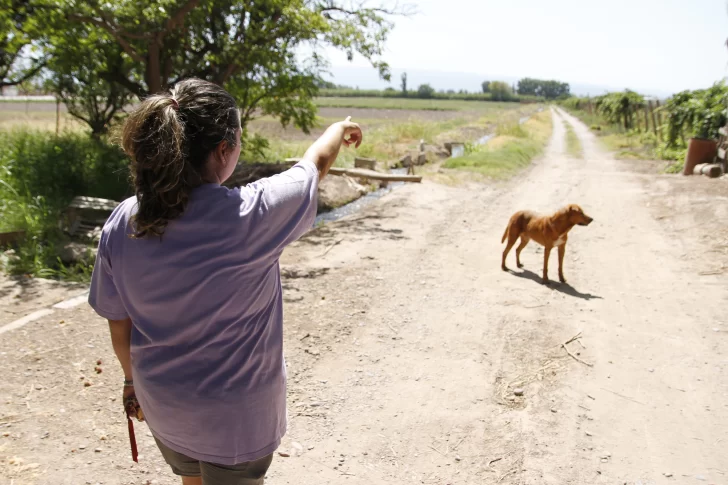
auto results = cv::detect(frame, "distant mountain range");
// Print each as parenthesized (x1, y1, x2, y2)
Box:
(324, 65, 675, 99)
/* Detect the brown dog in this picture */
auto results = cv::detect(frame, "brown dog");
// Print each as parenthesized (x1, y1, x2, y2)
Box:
(501, 204, 593, 284)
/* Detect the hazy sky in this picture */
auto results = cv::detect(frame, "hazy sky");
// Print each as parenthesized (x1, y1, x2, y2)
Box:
(320, 0, 728, 95)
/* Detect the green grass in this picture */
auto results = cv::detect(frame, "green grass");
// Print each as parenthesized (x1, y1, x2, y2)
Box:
(442, 109, 553, 178)
(315, 96, 529, 112)
(251, 102, 538, 168)
(564, 122, 583, 158)
(561, 106, 678, 165)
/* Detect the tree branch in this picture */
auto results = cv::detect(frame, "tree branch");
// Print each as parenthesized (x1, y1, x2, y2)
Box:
(67, 14, 146, 63)
(0, 58, 47, 88)
(163, 0, 201, 35)
(99, 70, 145, 98)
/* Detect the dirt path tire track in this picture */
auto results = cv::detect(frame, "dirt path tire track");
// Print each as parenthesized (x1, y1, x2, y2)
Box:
(1, 108, 726, 485)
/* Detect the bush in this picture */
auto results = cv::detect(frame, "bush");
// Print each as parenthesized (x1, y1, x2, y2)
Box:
(0, 129, 131, 277)
(662, 82, 728, 148)
(416, 84, 436, 99)
(489, 81, 514, 102)
(0, 129, 130, 207)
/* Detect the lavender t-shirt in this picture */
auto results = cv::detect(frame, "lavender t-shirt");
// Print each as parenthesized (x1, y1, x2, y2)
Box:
(88, 160, 318, 465)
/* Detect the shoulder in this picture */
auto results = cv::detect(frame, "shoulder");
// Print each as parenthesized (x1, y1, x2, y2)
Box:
(99, 196, 137, 248)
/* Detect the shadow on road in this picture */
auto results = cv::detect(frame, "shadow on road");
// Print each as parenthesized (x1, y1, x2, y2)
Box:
(508, 268, 603, 301)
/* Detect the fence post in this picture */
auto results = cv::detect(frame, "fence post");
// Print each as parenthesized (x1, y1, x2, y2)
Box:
(643, 104, 650, 134)
(56, 98, 61, 136)
(649, 101, 659, 139)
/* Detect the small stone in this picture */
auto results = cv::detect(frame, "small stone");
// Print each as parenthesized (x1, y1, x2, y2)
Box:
(96, 359, 102, 365)
(513, 388, 524, 396)
(99, 436, 107, 441)
(307, 445, 315, 451)
(278, 452, 290, 458)
(455, 455, 461, 462)
(663, 472, 673, 478)
(550, 408, 557, 413)
(585, 431, 593, 437)
(94, 448, 102, 453)
(695, 475, 706, 481)
(3, 432, 10, 437)
(84, 381, 92, 387)
(600, 458, 608, 463)
(292, 442, 303, 451)
(79, 445, 87, 450)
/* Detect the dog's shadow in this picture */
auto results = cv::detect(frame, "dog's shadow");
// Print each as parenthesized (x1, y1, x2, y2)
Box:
(509, 268, 603, 301)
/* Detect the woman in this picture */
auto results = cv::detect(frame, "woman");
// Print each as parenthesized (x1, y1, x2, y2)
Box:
(88, 78, 362, 485)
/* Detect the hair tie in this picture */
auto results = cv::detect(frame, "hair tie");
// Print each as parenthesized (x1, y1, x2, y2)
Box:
(170, 97, 180, 111)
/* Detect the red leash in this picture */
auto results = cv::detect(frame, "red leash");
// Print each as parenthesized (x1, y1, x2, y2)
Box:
(124, 396, 144, 463)
(126, 414, 139, 462)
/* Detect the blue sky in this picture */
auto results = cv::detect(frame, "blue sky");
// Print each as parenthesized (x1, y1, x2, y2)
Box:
(318, 0, 728, 96)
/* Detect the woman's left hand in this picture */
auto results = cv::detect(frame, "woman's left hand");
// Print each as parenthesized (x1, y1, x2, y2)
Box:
(123, 384, 145, 421)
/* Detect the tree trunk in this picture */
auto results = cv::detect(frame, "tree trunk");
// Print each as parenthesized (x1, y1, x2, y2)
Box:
(146, 40, 162, 95)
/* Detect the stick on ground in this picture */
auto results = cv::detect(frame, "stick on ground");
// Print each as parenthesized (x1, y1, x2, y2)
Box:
(561, 331, 593, 367)
(321, 238, 343, 256)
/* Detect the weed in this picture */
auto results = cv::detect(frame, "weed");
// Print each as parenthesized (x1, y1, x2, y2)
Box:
(564, 123, 583, 158)
(442, 110, 552, 178)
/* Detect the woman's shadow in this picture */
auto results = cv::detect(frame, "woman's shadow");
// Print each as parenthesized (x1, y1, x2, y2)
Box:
(509, 268, 603, 301)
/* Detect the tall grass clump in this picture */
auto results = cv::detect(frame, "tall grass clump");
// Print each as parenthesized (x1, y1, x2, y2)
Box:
(443, 110, 552, 178)
(0, 128, 129, 277)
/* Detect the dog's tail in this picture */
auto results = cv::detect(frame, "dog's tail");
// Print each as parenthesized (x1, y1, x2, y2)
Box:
(501, 224, 508, 243)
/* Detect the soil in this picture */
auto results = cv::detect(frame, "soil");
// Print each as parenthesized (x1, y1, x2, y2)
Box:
(1, 108, 727, 485)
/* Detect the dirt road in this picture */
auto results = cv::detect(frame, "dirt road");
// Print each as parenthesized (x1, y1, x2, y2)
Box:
(2, 108, 726, 485)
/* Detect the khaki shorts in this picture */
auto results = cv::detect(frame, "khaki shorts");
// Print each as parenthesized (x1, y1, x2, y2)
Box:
(154, 437, 273, 485)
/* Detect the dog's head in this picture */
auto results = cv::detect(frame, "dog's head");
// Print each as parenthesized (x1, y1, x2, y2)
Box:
(567, 204, 593, 226)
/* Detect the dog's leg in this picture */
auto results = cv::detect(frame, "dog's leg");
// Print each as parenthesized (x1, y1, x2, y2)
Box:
(515, 237, 529, 268)
(502, 231, 519, 271)
(558, 243, 567, 283)
(542, 246, 552, 283)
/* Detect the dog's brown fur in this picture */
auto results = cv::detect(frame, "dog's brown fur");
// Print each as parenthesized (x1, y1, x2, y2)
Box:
(501, 204, 593, 283)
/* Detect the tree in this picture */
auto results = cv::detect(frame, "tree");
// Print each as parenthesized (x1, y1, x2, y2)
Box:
(45, 23, 134, 136)
(517, 77, 540, 96)
(489, 81, 513, 101)
(401, 72, 408, 97)
(416, 83, 434, 99)
(0, 0, 45, 88)
(517, 77, 570, 99)
(594, 90, 644, 130)
(481, 80, 490, 93)
(40, 0, 410, 136)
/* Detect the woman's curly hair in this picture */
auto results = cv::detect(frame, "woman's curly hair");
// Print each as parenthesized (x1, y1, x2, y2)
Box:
(121, 78, 240, 238)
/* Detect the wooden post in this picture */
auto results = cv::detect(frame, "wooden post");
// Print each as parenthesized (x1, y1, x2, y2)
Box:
(644, 104, 650, 134)
(56, 98, 61, 136)
(649, 101, 659, 138)
(655, 99, 663, 137)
